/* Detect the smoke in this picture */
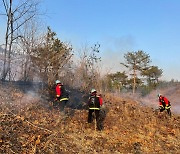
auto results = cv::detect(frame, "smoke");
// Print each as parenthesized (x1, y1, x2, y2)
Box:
(21, 90, 39, 103)
(140, 85, 180, 114)
(100, 35, 136, 75)
(173, 105, 180, 114)
(12, 88, 43, 113)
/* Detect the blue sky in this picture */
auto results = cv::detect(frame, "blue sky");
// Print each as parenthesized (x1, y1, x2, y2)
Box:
(41, 0, 180, 81)
(1, 0, 180, 80)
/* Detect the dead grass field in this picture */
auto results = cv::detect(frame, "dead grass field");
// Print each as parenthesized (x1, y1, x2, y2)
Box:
(0, 84, 180, 153)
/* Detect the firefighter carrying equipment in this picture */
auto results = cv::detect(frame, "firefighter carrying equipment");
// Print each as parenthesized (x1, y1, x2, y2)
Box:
(88, 95, 102, 110)
(87, 93, 103, 131)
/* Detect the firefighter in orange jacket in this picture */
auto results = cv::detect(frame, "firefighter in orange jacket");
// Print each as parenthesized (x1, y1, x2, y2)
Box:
(158, 94, 171, 115)
(88, 89, 103, 130)
(55, 80, 69, 111)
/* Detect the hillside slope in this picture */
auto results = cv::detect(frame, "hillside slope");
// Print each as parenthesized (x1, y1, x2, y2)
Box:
(0, 84, 180, 153)
(142, 84, 180, 114)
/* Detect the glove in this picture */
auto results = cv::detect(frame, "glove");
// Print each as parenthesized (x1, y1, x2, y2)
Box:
(101, 104, 105, 108)
(55, 97, 60, 101)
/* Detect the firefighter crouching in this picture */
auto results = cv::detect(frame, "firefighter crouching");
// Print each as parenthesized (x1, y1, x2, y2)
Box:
(158, 94, 171, 116)
(88, 89, 103, 131)
(55, 80, 69, 111)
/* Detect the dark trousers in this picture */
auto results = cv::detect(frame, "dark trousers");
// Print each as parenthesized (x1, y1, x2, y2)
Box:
(160, 106, 171, 117)
(59, 100, 68, 111)
(88, 109, 102, 130)
(54, 99, 67, 111)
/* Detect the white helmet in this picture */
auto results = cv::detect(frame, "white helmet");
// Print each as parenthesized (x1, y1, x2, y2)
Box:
(56, 80, 61, 84)
(91, 88, 96, 93)
(158, 94, 162, 98)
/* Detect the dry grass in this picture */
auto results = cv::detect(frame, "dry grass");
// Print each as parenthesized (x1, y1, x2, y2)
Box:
(0, 84, 180, 153)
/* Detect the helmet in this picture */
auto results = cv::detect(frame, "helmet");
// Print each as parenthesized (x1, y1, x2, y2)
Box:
(158, 94, 162, 98)
(91, 88, 96, 93)
(55, 80, 61, 84)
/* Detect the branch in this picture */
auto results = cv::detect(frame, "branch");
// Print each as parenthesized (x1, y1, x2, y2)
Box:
(12, 0, 29, 14)
(12, 35, 24, 42)
(2, 0, 8, 15)
(7, 14, 36, 37)
(120, 62, 129, 68)
(13, 3, 36, 23)
(59, 53, 73, 69)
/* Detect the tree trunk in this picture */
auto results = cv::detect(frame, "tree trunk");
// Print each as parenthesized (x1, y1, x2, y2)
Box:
(2, 0, 13, 81)
(133, 67, 136, 94)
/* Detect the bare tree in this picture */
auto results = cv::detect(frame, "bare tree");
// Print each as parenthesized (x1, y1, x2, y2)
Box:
(73, 43, 101, 92)
(17, 19, 43, 81)
(1, 0, 40, 81)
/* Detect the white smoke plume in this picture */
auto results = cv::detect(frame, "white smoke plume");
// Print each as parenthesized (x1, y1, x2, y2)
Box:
(141, 85, 180, 114)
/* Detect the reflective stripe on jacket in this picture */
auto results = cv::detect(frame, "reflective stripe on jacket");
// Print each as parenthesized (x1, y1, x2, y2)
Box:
(60, 97, 69, 101)
(89, 107, 100, 110)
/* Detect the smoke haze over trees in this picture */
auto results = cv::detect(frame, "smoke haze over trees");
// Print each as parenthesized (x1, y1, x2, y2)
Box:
(0, 0, 179, 95)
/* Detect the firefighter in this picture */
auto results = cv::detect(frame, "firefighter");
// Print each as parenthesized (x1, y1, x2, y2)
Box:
(88, 88, 103, 131)
(55, 80, 69, 111)
(158, 94, 171, 116)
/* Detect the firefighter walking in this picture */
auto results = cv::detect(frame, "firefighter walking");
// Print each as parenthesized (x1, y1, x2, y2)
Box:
(87, 89, 103, 131)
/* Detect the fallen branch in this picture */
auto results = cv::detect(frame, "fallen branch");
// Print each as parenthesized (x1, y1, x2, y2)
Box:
(24, 120, 53, 133)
